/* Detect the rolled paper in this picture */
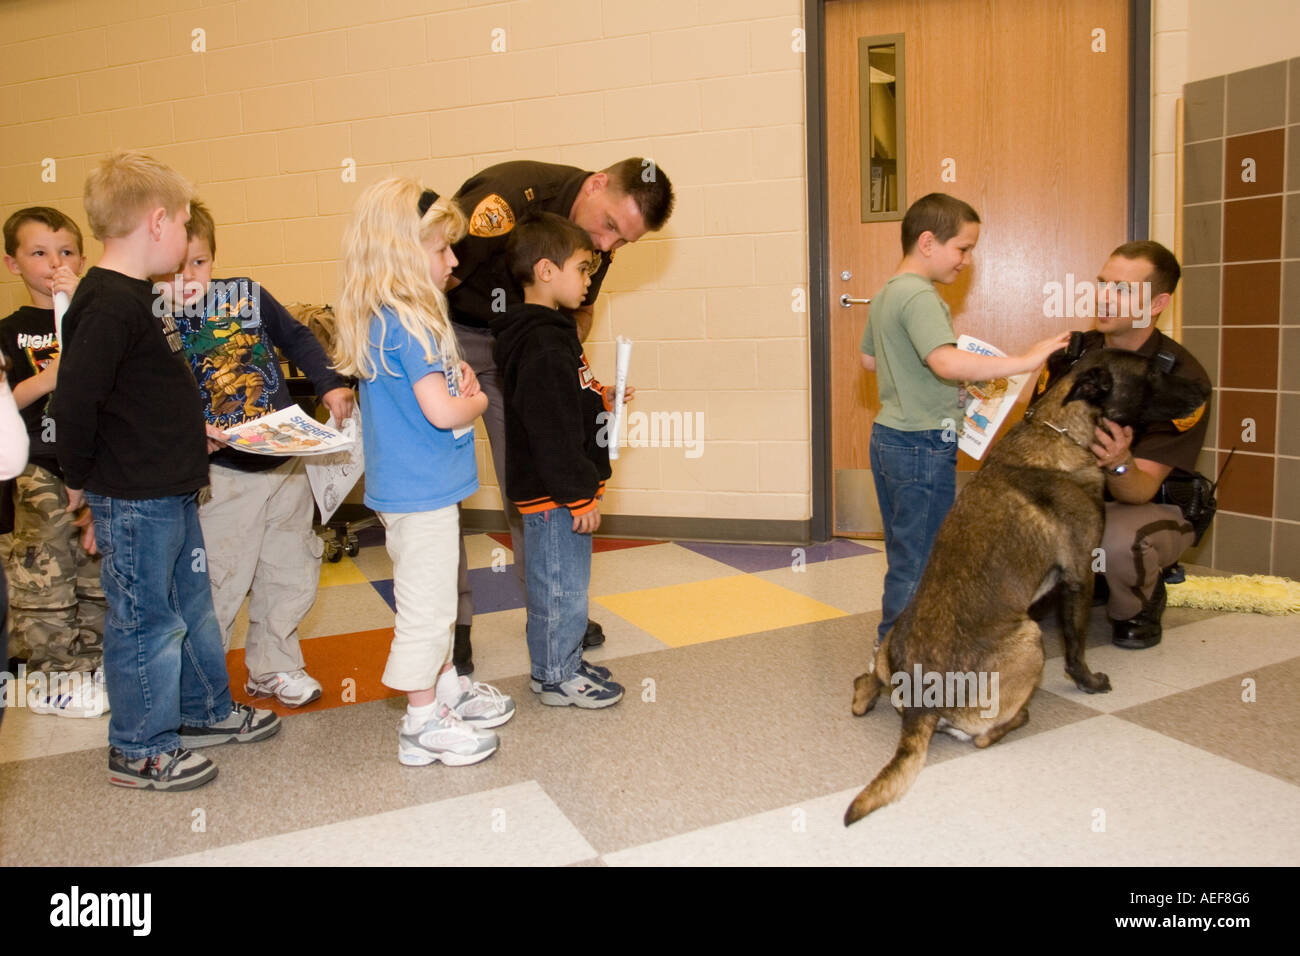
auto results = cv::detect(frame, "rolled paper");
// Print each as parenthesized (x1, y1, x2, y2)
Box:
(609, 336, 633, 460)
(53, 290, 69, 351)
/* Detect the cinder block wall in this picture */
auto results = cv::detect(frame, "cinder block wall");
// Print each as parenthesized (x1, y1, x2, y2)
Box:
(0, 0, 811, 524)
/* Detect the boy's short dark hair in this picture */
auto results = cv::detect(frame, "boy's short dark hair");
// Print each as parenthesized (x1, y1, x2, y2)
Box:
(900, 193, 980, 255)
(1109, 239, 1180, 297)
(601, 158, 675, 231)
(186, 199, 216, 256)
(506, 212, 596, 288)
(3, 206, 84, 257)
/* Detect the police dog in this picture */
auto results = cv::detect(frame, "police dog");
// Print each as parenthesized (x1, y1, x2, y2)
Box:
(844, 349, 1209, 826)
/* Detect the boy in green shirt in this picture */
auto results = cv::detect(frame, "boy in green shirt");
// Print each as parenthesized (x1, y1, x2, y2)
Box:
(860, 193, 1068, 648)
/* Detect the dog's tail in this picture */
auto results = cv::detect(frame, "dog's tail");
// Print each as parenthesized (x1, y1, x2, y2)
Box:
(843, 709, 940, 826)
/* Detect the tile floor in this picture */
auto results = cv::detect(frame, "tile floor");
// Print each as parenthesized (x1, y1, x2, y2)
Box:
(1, 531, 1297, 866)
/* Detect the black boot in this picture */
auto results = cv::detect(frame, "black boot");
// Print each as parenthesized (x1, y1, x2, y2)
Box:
(1092, 573, 1110, 607)
(582, 618, 605, 649)
(1112, 578, 1166, 649)
(453, 624, 474, 676)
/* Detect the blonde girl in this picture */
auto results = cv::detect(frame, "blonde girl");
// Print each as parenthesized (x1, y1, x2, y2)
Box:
(334, 178, 513, 766)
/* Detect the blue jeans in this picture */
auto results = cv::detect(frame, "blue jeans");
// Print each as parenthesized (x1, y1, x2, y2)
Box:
(870, 423, 957, 645)
(522, 508, 591, 684)
(88, 492, 233, 758)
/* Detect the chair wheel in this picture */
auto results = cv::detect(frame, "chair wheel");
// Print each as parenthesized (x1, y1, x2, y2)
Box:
(344, 538, 359, 557)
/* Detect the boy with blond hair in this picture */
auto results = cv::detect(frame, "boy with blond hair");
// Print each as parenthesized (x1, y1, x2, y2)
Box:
(160, 200, 353, 707)
(1, 207, 108, 716)
(53, 152, 278, 791)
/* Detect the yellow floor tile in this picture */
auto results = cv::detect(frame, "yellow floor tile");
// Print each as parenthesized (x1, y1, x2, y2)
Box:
(594, 575, 846, 647)
(318, 555, 370, 587)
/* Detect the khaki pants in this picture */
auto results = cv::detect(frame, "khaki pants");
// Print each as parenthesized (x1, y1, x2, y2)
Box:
(199, 459, 323, 680)
(1102, 501, 1194, 620)
(5, 463, 105, 673)
(378, 505, 459, 692)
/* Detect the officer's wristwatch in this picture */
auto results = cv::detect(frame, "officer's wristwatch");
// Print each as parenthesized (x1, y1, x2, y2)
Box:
(1105, 457, 1132, 476)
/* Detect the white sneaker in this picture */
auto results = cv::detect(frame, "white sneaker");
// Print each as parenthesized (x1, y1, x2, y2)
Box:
(27, 672, 110, 718)
(398, 704, 498, 767)
(444, 675, 515, 729)
(244, 669, 323, 707)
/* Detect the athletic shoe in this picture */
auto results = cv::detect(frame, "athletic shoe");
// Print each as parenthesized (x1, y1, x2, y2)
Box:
(398, 704, 498, 767)
(537, 670, 624, 709)
(245, 669, 323, 707)
(27, 672, 110, 718)
(530, 658, 611, 694)
(178, 702, 281, 748)
(444, 675, 515, 729)
(108, 746, 216, 791)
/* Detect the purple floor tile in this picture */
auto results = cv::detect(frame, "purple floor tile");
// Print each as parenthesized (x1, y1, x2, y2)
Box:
(677, 538, 878, 573)
(370, 578, 395, 612)
(466, 565, 526, 614)
(370, 567, 525, 616)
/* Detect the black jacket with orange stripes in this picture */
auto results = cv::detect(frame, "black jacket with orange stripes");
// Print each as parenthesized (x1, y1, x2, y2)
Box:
(493, 303, 612, 517)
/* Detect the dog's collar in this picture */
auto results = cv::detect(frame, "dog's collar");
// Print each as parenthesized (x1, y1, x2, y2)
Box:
(1022, 404, 1093, 453)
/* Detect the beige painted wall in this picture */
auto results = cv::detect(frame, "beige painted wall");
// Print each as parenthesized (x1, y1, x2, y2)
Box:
(0, 0, 811, 523)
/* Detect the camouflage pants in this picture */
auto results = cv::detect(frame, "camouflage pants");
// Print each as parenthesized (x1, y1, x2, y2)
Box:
(4, 464, 105, 673)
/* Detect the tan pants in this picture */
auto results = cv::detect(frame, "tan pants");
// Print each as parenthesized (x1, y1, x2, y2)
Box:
(1102, 501, 1194, 620)
(199, 459, 323, 679)
(378, 505, 459, 692)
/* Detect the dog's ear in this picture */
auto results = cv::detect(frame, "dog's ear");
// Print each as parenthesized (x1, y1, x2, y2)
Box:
(1141, 371, 1210, 423)
(1063, 366, 1113, 407)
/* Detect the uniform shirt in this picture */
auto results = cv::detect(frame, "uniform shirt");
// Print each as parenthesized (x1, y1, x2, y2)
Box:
(358, 308, 477, 514)
(174, 277, 348, 472)
(0, 305, 60, 474)
(52, 267, 209, 499)
(1032, 328, 1211, 475)
(860, 273, 961, 431)
(448, 161, 611, 331)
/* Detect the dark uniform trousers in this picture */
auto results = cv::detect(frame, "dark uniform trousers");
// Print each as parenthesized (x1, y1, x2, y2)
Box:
(452, 323, 525, 629)
(1102, 500, 1194, 620)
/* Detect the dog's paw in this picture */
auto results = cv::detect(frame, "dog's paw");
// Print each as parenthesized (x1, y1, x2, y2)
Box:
(851, 672, 881, 716)
(1073, 670, 1112, 694)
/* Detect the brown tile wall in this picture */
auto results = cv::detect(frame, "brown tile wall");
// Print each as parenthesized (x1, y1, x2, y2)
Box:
(1182, 57, 1298, 574)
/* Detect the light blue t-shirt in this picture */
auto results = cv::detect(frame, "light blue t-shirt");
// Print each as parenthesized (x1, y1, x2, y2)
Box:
(359, 308, 477, 513)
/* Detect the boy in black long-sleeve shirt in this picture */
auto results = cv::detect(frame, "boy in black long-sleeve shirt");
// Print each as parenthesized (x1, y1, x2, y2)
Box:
(494, 213, 631, 708)
(157, 200, 354, 708)
(53, 152, 279, 791)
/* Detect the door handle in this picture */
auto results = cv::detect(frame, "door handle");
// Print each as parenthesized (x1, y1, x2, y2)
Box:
(839, 294, 871, 307)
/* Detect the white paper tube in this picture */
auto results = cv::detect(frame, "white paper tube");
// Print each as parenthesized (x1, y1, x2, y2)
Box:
(608, 336, 633, 461)
(53, 291, 69, 351)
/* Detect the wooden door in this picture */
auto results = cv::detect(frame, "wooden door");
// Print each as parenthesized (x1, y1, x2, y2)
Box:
(827, 0, 1130, 535)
